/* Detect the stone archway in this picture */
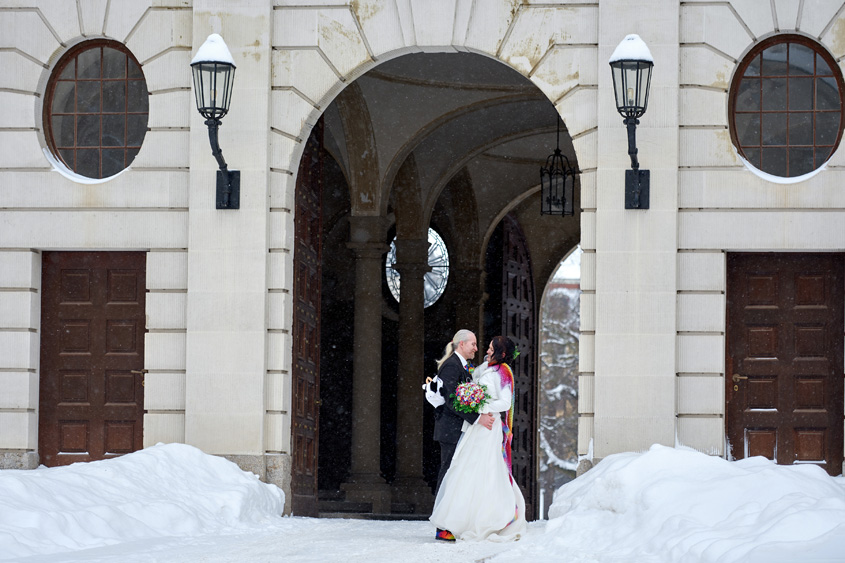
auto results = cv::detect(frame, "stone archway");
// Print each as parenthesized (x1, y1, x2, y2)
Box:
(275, 3, 598, 517)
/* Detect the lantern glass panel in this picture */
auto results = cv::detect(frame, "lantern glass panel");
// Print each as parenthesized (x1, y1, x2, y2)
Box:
(548, 172, 565, 215)
(192, 62, 235, 119)
(612, 64, 625, 111)
(612, 60, 652, 118)
(564, 174, 575, 216)
(638, 64, 652, 110)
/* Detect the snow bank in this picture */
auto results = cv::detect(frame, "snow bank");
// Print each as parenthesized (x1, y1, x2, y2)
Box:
(0, 443, 284, 560)
(497, 445, 845, 562)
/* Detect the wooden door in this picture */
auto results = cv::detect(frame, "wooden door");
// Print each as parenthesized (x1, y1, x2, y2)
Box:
(726, 253, 844, 475)
(291, 121, 323, 515)
(501, 215, 538, 519)
(39, 252, 146, 467)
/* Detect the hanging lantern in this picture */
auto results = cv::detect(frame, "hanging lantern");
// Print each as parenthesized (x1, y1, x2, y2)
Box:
(540, 120, 579, 216)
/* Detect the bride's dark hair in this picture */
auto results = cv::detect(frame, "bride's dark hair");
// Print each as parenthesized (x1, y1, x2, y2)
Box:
(489, 335, 516, 366)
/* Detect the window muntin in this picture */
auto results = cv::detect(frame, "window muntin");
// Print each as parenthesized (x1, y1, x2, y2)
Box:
(44, 41, 149, 179)
(385, 228, 449, 308)
(730, 35, 844, 178)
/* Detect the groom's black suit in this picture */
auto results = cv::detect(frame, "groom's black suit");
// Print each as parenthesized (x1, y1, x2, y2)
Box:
(433, 353, 479, 495)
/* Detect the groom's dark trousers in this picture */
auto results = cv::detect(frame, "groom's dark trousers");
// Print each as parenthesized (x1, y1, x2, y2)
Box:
(432, 353, 479, 496)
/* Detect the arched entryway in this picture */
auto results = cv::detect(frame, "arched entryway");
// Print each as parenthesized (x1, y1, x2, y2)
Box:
(289, 51, 583, 518)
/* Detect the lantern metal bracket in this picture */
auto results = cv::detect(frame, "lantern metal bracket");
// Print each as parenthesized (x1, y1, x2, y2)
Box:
(216, 170, 240, 209)
(205, 118, 240, 209)
(624, 117, 648, 209)
(625, 169, 649, 209)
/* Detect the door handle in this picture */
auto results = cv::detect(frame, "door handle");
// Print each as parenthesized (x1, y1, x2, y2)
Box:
(731, 374, 748, 383)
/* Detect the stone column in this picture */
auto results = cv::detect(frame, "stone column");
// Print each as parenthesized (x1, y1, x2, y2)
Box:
(341, 216, 390, 513)
(391, 238, 433, 511)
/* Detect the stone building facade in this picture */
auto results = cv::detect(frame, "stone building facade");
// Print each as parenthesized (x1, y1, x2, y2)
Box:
(1, 0, 843, 516)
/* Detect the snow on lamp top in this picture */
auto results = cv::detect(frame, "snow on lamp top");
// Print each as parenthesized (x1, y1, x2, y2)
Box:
(191, 33, 236, 67)
(609, 34, 653, 64)
(609, 34, 653, 120)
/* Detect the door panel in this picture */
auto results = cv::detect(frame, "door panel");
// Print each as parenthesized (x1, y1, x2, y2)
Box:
(39, 252, 146, 467)
(291, 120, 323, 516)
(726, 253, 844, 475)
(501, 214, 537, 519)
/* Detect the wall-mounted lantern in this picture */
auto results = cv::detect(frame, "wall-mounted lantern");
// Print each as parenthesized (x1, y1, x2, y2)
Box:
(190, 34, 239, 209)
(540, 119, 580, 216)
(609, 34, 654, 209)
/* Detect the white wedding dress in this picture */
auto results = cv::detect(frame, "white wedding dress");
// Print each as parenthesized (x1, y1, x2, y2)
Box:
(429, 361, 526, 541)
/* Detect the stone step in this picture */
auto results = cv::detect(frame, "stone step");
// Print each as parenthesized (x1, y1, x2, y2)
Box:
(318, 489, 345, 501)
(315, 489, 432, 520)
(390, 501, 416, 514)
(318, 511, 431, 521)
(318, 499, 373, 513)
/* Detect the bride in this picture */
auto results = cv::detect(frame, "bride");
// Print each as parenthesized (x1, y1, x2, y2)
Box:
(429, 336, 526, 541)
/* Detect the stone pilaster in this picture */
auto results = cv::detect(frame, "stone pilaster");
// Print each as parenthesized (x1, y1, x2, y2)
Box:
(185, 1, 272, 456)
(593, 0, 679, 457)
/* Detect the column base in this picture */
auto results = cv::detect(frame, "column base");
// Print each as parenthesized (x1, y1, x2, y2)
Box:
(265, 454, 292, 516)
(222, 454, 267, 480)
(391, 477, 434, 514)
(341, 475, 392, 514)
(0, 451, 38, 469)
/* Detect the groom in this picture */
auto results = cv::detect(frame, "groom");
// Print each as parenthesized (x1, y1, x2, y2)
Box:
(433, 329, 494, 542)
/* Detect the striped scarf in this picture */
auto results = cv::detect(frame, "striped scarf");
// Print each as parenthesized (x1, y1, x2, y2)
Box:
(494, 362, 515, 479)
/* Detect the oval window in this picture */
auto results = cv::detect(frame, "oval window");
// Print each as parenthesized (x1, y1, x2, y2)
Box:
(729, 35, 845, 178)
(43, 40, 149, 179)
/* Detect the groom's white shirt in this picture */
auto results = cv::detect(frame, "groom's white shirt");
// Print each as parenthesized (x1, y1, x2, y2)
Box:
(455, 351, 468, 368)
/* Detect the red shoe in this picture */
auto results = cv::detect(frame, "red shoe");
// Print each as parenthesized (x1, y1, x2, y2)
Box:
(435, 529, 456, 542)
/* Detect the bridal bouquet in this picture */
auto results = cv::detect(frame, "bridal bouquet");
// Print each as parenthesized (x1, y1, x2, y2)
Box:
(451, 381, 489, 414)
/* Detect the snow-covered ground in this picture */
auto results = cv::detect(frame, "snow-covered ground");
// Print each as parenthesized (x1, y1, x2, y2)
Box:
(2, 443, 845, 562)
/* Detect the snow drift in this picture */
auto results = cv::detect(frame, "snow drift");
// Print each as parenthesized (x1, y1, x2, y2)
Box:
(0, 443, 284, 560)
(501, 444, 845, 562)
(5, 442, 845, 562)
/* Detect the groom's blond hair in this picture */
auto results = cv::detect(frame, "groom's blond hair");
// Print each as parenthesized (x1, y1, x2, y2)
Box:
(436, 329, 474, 370)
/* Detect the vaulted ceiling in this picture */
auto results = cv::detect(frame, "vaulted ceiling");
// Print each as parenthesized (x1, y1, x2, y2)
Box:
(321, 51, 581, 290)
